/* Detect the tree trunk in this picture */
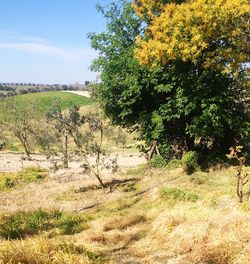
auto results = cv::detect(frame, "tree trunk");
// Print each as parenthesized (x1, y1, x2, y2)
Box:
(147, 140, 160, 160)
(18, 136, 31, 158)
(237, 177, 243, 203)
(23, 141, 30, 158)
(62, 133, 68, 168)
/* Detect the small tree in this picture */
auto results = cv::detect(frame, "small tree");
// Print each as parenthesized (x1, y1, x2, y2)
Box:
(227, 146, 248, 203)
(46, 99, 118, 187)
(45, 99, 75, 168)
(33, 120, 58, 159)
(2, 97, 37, 158)
(67, 107, 118, 188)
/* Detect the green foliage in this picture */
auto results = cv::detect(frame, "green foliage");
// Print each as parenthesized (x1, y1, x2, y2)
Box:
(1, 97, 38, 156)
(181, 151, 199, 175)
(90, 0, 248, 161)
(0, 209, 87, 239)
(4, 178, 15, 188)
(0, 167, 47, 191)
(148, 155, 166, 168)
(160, 187, 199, 203)
(166, 158, 183, 170)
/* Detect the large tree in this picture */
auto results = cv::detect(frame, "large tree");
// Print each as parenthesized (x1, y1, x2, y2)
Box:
(89, 0, 249, 160)
(134, 0, 249, 75)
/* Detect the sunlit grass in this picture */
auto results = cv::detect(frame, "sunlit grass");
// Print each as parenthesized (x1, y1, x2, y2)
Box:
(0, 166, 47, 191)
(0, 209, 89, 239)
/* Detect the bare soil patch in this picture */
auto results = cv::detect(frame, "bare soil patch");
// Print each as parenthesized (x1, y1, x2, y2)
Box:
(61, 90, 91, 97)
(0, 152, 146, 214)
(0, 152, 146, 173)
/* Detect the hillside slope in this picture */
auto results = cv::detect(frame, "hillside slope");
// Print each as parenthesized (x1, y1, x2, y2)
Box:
(14, 91, 92, 113)
(0, 163, 250, 263)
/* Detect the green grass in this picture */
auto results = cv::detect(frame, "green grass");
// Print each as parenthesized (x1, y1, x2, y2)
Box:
(148, 154, 167, 168)
(160, 187, 199, 203)
(14, 91, 92, 113)
(166, 158, 183, 170)
(6, 143, 19, 152)
(0, 167, 47, 191)
(0, 209, 89, 239)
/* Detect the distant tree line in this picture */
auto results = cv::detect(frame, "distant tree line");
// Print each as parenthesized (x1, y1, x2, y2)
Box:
(0, 82, 91, 98)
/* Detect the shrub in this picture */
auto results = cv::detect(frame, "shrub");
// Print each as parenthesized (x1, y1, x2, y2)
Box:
(181, 151, 199, 174)
(148, 155, 166, 168)
(166, 158, 183, 170)
(160, 187, 199, 203)
(4, 177, 15, 188)
(0, 209, 87, 239)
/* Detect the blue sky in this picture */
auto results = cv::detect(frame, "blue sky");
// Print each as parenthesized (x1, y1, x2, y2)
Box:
(0, 0, 115, 84)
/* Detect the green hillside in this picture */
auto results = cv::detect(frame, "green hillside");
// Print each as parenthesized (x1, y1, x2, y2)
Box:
(14, 91, 92, 113)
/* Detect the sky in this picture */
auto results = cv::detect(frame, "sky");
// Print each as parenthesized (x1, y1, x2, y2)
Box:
(0, 0, 115, 84)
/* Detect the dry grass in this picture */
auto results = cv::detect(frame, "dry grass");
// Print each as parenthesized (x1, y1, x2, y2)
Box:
(103, 214, 147, 231)
(0, 162, 250, 263)
(0, 237, 107, 264)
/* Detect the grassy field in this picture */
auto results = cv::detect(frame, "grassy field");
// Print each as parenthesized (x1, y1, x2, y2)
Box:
(0, 91, 92, 119)
(0, 162, 250, 263)
(14, 91, 92, 113)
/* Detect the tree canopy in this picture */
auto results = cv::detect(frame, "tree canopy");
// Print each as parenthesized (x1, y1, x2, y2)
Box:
(89, 0, 249, 160)
(134, 0, 250, 75)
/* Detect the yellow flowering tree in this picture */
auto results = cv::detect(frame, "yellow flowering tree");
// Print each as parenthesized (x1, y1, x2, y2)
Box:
(134, 0, 250, 75)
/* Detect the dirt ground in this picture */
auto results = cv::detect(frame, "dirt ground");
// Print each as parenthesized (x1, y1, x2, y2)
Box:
(0, 152, 146, 214)
(0, 152, 146, 173)
(61, 90, 91, 97)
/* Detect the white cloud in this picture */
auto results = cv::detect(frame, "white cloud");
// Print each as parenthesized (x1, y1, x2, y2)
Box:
(0, 29, 97, 61)
(0, 29, 48, 43)
(0, 42, 97, 61)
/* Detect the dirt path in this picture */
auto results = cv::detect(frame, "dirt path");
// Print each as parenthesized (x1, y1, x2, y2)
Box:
(0, 152, 146, 173)
(61, 90, 91, 97)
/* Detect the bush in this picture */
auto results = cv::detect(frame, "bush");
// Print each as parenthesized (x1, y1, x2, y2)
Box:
(160, 187, 199, 203)
(4, 177, 15, 188)
(0, 209, 87, 239)
(148, 155, 166, 168)
(166, 158, 183, 170)
(182, 151, 199, 174)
